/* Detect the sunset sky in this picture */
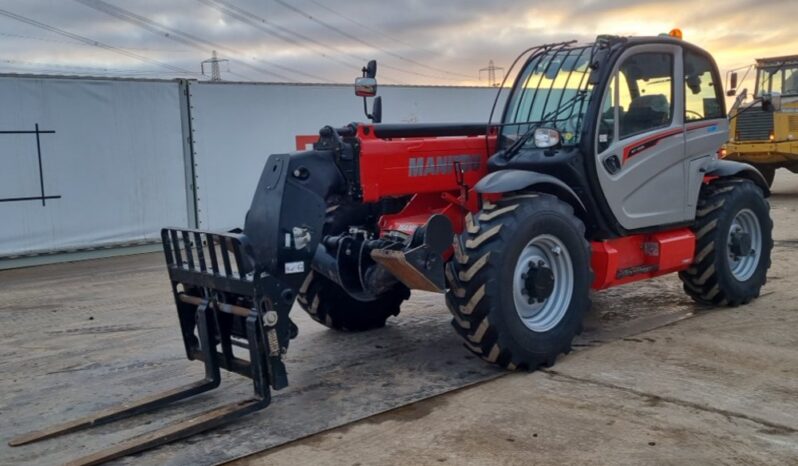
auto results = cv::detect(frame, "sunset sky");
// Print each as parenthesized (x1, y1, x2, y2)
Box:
(0, 0, 796, 90)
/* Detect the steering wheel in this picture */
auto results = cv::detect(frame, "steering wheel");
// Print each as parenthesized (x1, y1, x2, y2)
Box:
(686, 110, 703, 121)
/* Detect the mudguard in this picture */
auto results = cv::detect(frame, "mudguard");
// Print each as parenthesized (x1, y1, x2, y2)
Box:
(474, 169, 586, 211)
(703, 159, 770, 196)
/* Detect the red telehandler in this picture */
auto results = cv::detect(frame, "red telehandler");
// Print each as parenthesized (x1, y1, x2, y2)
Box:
(11, 34, 772, 464)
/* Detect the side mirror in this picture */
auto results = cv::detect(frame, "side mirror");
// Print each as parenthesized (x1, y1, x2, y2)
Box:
(762, 91, 782, 112)
(355, 60, 381, 122)
(727, 71, 738, 96)
(371, 96, 382, 123)
(355, 77, 377, 97)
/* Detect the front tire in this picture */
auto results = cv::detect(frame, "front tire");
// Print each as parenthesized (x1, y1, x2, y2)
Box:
(296, 202, 410, 331)
(445, 194, 592, 370)
(679, 178, 772, 306)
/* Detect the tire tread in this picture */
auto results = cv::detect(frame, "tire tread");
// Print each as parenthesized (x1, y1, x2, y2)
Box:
(445, 194, 592, 370)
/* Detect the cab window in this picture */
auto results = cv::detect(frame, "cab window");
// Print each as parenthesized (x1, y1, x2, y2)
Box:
(616, 52, 674, 138)
(684, 50, 723, 121)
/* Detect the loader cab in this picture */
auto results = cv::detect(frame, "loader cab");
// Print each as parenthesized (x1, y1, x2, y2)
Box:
(591, 37, 727, 231)
(493, 35, 728, 237)
(754, 56, 798, 98)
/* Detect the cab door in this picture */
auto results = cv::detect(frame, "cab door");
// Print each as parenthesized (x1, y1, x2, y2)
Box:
(683, 48, 728, 217)
(594, 44, 688, 230)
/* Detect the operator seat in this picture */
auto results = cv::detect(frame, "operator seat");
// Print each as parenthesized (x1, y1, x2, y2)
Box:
(622, 94, 670, 136)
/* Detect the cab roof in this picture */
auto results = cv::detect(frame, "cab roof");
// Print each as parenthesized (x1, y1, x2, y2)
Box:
(756, 55, 798, 66)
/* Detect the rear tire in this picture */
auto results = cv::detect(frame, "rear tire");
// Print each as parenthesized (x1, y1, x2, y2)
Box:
(445, 194, 592, 370)
(297, 270, 409, 331)
(679, 178, 772, 306)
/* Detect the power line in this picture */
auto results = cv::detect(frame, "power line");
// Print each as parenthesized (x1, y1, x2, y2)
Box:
(197, 0, 363, 74)
(209, 0, 448, 83)
(73, 0, 330, 83)
(271, 0, 468, 82)
(201, 0, 409, 84)
(72, 0, 296, 82)
(0, 58, 188, 74)
(306, 0, 472, 79)
(0, 8, 195, 75)
(306, 0, 418, 50)
(0, 31, 191, 52)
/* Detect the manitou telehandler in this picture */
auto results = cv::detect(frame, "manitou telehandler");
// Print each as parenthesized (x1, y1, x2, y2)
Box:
(11, 33, 772, 464)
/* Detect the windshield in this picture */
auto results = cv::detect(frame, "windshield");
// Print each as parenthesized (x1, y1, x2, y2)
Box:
(501, 45, 594, 149)
(756, 63, 798, 97)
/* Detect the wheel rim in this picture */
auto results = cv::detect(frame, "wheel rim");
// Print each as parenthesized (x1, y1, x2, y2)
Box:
(512, 234, 574, 332)
(726, 208, 762, 281)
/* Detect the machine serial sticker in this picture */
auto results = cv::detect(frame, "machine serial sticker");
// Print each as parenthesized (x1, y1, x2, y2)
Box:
(284, 261, 305, 274)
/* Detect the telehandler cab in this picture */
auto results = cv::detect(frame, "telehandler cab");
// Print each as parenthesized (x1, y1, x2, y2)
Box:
(11, 33, 772, 465)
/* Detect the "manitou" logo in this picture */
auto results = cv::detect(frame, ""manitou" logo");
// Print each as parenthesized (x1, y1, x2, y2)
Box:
(408, 154, 482, 177)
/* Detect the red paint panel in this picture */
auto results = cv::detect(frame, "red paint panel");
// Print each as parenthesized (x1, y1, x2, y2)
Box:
(655, 228, 696, 273)
(622, 127, 684, 162)
(621, 122, 720, 163)
(591, 228, 695, 290)
(357, 125, 495, 202)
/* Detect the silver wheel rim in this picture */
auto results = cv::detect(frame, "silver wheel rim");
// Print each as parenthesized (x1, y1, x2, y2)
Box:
(727, 208, 762, 281)
(512, 234, 574, 332)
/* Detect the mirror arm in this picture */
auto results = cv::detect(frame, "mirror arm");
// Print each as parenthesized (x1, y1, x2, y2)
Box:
(363, 97, 372, 120)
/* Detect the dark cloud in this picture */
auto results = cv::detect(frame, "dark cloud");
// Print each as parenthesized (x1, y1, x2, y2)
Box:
(0, 0, 795, 84)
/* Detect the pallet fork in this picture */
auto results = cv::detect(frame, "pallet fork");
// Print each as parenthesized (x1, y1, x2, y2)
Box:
(9, 228, 295, 465)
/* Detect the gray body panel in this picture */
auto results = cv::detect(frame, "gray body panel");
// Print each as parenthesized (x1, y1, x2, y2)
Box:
(683, 121, 731, 218)
(594, 43, 729, 230)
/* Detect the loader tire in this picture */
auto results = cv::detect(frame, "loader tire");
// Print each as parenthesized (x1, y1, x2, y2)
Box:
(679, 178, 772, 306)
(445, 194, 592, 370)
(297, 271, 409, 331)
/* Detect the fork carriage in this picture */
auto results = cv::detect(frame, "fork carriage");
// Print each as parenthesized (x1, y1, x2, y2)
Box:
(9, 228, 295, 466)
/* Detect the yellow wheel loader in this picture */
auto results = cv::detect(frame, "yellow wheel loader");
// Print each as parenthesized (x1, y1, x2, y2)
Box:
(725, 55, 798, 186)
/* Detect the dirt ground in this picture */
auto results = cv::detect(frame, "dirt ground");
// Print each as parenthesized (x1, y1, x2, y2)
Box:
(236, 170, 798, 466)
(1, 171, 796, 465)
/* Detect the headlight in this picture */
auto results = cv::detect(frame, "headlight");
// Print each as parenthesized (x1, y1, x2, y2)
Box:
(533, 128, 561, 148)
